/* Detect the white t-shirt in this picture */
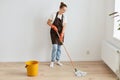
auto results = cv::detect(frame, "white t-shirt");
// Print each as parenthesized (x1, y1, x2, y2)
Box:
(49, 12, 67, 25)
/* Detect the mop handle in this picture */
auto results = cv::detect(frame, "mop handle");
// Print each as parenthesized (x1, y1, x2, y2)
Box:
(56, 31, 76, 70)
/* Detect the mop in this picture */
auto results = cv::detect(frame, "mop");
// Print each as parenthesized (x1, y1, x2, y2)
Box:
(56, 31, 87, 77)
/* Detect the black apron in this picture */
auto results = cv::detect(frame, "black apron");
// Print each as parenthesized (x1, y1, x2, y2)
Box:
(50, 12, 64, 45)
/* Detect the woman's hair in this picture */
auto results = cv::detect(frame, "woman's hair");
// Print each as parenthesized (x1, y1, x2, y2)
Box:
(59, 2, 67, 9)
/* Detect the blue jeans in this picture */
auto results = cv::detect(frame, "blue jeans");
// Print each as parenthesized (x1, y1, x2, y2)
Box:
(51, 44, 61, 62)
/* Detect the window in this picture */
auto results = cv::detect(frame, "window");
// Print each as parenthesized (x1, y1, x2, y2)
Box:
(114, 0, 120, 40)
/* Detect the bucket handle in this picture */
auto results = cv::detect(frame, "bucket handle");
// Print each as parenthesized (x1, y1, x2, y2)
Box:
(25, 65, 28, 68)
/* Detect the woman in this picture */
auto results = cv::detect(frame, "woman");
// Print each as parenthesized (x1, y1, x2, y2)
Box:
(47, 2, 67, 68)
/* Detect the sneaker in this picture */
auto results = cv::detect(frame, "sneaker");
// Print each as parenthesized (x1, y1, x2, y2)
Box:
(50, 62, 54, 68)
(56, 61, 63, 66)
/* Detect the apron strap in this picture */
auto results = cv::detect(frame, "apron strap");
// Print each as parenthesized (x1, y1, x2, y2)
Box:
(53, 12, 64, 25)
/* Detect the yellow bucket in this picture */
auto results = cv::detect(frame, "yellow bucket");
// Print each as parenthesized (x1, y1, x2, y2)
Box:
(25, 60, 39, 76)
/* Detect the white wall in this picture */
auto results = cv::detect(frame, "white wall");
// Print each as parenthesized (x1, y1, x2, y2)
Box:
(0, 0, 106, 62)
(105, 0, 120, 48)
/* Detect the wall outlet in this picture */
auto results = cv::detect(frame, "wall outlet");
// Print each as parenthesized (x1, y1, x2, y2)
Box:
(86, 50, 90, 55)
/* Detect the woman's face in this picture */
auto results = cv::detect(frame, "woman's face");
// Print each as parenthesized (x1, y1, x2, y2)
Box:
(59, 7, 67, 14)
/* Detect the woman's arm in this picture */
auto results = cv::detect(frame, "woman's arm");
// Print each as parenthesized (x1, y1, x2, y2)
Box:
(59, 23, 66, 42)
(62, 23, 66, 34)
(47, 19, 58, 32)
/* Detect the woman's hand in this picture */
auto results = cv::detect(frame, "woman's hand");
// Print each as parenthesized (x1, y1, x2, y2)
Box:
(47, 19, 58, 32)
(51, 25, 58, 32)
(59, 33, 64, 42)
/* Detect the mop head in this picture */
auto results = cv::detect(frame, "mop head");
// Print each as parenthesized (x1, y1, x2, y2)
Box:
(75, 70, 87, 77)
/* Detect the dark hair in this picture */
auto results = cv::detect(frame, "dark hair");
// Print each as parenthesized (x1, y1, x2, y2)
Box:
(60, 2, 67, 9)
